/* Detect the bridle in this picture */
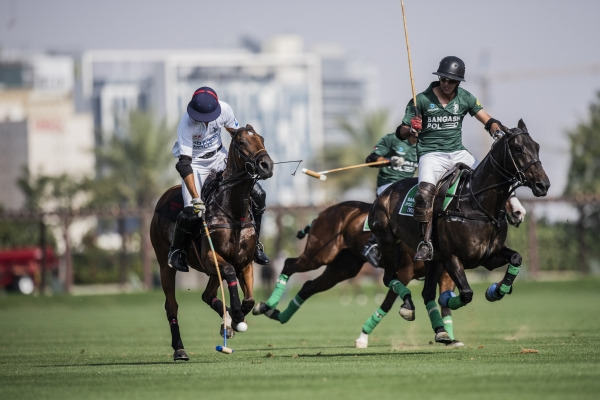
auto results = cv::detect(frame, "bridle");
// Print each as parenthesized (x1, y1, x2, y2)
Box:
(489, 129, 541, 187)
(229, 126, 268, 178)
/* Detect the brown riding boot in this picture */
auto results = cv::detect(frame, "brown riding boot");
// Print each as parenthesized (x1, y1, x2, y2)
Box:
(413, 182, 436, 261)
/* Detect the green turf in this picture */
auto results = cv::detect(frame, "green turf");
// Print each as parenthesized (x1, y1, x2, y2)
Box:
(1, 278, 599, 400)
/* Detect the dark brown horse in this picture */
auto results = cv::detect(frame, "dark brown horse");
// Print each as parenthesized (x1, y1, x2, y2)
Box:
(369, 119, 550, 343)
(151, 124, 274, 360)
(252, 201, 458, 346)
(252, 198, 525, 347)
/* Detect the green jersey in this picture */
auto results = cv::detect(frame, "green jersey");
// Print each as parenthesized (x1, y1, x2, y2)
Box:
(372, 133, 418, 187)
(401, 81, 483, 157)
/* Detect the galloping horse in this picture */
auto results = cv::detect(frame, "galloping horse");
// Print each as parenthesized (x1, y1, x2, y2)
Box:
(150, 124, 274, 360)
(253, 199, 526, 347)
(369, 119, 550, 343)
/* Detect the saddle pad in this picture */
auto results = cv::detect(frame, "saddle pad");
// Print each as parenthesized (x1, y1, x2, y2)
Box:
(399, 184, 419, 216)
(155, 190, 184, 223)
(362, 215, 370, 232)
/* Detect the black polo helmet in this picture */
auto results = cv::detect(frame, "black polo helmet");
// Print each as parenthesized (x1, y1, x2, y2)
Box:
(187, 87, 221, 122)
(432, 56, 466, 82)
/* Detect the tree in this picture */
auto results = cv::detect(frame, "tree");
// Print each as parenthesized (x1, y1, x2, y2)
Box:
(564, 91, 600, 273)
(91, 110, 176, 288)
(321, 109, 392, 197)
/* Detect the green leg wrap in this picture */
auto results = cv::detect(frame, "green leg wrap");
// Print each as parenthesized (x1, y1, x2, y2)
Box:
(499, 264, 520, 295)
(426, 300, 444, 331)
(361, 308, 388, 334)
(278, 295, 304, 324)
(389, 279, 411, 300)
(442, 315, 455, 341)
(448, 295, 467, 310)
(265, 274, 289, 309)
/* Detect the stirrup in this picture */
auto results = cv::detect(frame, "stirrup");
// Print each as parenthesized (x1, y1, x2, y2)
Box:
(168, 249, 190, 272)
(362, 244, 380, 268)
(414, 241, 433, 261)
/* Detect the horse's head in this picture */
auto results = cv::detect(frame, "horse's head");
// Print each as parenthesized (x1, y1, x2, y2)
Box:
(495, 119, 550, 197)
(225, 124, 274, 179)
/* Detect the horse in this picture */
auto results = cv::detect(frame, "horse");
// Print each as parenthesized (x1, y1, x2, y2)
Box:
(150, 124, 274, 361)
(252, 199, 526, 348)
(368, 119, 550, 343)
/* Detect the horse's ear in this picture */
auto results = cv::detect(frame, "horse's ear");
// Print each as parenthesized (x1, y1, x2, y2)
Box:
(226, 126, 236, 136)
(517, 119, 528, 132)
(245, 124, 253, 131)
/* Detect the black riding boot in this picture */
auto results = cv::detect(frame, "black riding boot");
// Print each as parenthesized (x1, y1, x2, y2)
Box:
(251, 182, 270, 265)
(413, 182, 436, 261)
(361, 233, 381, 268)
(253, 212, 270, 265)
(168, 209, 196, 272)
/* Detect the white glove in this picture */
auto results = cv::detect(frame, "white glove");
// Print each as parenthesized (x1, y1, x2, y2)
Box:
(191, 198, 205, 217)
(390, 156, 405, 168)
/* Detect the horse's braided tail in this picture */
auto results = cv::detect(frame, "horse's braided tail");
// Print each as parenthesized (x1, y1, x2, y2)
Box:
(296, 224, 312, 239)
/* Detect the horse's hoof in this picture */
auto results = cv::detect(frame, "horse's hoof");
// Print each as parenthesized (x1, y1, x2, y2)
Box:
(446, 340, 464, 347)
(399, 306, 415, 321)
(233, 321, 248, 332)
(252, 302, 270, 315)
(485, 283, 504, 302)
(435, 331, 452, 344)
(220, 323, 235, 339)
(173, 348, 189, 361)
(438, 290, 456, 308)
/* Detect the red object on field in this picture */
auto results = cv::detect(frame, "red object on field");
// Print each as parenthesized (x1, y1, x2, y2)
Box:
(0, 247, 58, 292)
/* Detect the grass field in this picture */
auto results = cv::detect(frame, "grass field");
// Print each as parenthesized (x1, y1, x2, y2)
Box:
(1, 277, 599, 400)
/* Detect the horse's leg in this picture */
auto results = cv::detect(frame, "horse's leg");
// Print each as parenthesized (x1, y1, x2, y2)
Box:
(201, 275, 235, 339)
(260, 257, 298, 310)
(438, 270, 463, 347)
(160, 262, 189, 361)
(484, 247, 523, 302)
(438, 256, 474, 311)
(278, 251, 364, 324)
(421, 260, 452, 344)
(238, 265, 255, 316)
(222, 263, 244, 325)
(381, 243, 414, 321)
(355, 287, 397, 348)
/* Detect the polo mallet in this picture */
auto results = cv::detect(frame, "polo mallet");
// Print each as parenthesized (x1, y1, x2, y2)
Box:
(302, 160, 390, 181)
(202, 220, 234, 354)
(401, 0, 417, 107)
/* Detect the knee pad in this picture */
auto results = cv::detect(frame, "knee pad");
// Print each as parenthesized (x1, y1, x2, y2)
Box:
(251, 182, 266, 215)
(414, 182, 437, 221)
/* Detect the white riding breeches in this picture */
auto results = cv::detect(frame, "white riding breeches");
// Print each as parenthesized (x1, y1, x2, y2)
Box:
(181, 147, 228, 207)
(417, 150, 477, 186)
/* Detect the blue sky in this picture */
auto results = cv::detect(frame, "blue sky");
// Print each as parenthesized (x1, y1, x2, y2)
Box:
(2, 0, 599, 215)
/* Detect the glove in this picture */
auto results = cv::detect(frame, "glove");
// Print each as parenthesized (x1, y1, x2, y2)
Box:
(410, 116, 422, 132)
(191, 198, 205, 217)
(390, 156, 405, 168)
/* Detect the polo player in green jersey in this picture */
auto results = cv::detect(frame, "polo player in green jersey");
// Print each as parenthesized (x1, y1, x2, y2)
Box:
(396, 56, 511, 261)
(361, 132, 418, 267)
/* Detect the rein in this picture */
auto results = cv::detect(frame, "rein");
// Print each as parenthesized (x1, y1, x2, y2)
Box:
(444, 128, 538, 227)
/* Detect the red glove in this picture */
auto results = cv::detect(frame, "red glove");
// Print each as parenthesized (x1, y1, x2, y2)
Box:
(411, 116, 422, 131)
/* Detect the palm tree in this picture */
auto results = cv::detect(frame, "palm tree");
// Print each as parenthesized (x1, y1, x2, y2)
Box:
(92, 110, 176, 288)
(320, 109, 392, 198)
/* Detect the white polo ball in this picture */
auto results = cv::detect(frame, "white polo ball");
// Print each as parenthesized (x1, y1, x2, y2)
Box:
(235, 322, 248, 332)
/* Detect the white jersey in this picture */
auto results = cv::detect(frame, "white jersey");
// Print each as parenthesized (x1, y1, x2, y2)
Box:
(171, 101, 239, 158)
